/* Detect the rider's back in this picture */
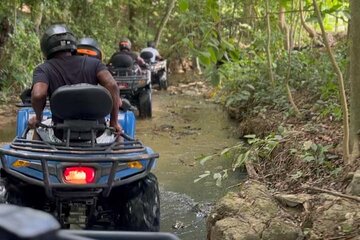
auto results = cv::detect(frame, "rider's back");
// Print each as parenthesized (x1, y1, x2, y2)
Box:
(33, 55, 107, 97)
(141, 47, 159, 63)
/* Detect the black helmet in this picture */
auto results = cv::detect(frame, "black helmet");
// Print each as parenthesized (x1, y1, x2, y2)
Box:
(147, 41, 155, 48)
(77, 37, 103, 60)
(119, 38, 131, 51)
(40, 24, 77, 59)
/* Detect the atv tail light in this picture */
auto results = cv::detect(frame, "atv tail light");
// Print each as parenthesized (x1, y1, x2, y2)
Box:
(127, 161, 143, 169)
(118, 82, 128, 89)
(63, 167, 95, 184)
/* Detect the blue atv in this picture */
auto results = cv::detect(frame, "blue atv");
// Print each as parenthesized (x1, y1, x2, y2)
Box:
(0, 84, 160, 231)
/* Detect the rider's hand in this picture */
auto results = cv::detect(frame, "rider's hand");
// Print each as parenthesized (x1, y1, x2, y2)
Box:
(110, 121, 123, 135)
(28, 116, 41, 129)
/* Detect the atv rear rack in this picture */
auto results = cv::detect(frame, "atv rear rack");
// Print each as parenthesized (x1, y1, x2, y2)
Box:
(0, 134, 159, 199)
(113, 73, 150, 91)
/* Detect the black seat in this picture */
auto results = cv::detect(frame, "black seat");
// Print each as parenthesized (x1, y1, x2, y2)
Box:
(50, 84, 113, 143)
(140, 51, 154, 64)
(110, 53, 134, 68)
(109, 54, 135, 76)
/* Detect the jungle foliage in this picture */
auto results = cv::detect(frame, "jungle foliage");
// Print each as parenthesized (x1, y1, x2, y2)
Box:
(0, 1, 357, 169)
(0, 0, 178, 98)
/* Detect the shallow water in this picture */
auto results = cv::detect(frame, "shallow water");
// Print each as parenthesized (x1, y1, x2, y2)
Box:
(0, 86, 243, 240)
(136, 92, 242, 239)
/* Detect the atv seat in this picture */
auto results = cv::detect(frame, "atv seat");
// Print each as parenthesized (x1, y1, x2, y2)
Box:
(109, 54, 135, 76)
(140, 51, 154, 64)
(50, 84, 112, 144)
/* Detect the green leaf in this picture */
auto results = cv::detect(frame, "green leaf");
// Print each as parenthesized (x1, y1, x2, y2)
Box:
(303, 140, 313, 150)
(244, 134, 256, 139)
(222, 169, 228, 179)
(178, 0, 189, 12)
(199, 155, 213, 165)
(246, 84, 255, 91)
(220, 147, 232, 155)
(290, 170, 303, 180)
(232, 150, 250, 171)
(303, 155, 315, 162)
(215, 177, 222, 187)
(311, 143, 318, 151)
(208, 47, 217, 63)
(213, 172, 222, 179)
(194, 171, 211, 183)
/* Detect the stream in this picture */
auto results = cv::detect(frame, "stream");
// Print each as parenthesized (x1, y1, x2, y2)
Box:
(0, 77, 242, 239)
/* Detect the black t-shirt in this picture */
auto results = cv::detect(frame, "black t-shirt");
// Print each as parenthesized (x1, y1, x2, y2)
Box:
(33, 55, 107, 97)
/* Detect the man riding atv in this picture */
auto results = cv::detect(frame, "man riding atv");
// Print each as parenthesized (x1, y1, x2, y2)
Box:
(109, 38, 146, 68)
(0, 25, 161, 231)
(108, 38, 153, 118)
(140, 41, 168, 90)
(76, 37, 103, 60)
(141, 41, 163, 63)
(30, 24, 122, 136)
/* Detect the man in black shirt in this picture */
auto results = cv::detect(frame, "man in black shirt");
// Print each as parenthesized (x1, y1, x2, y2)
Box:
(108, 38, 146, 67)
(29, 24, 122, 134)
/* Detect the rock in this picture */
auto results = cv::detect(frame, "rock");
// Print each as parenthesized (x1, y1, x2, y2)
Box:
(345, 170, 360, 196)
(262, 217, 303, 240)
(209, 217, 260, 240)
(309, 194, 360, 239)
(274, 193, 313, 207)
(207, 181, 303, 240)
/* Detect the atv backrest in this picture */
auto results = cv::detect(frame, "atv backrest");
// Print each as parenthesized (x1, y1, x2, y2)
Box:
(50, 84, 112, 121)
(140, 51, 154, 64)
(109, 54, 134, 68)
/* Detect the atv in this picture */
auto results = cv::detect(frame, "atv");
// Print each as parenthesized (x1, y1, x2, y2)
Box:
(140, 51, 168, 90)
(0, 84, 160, 231)
(108, 54, 152, 118)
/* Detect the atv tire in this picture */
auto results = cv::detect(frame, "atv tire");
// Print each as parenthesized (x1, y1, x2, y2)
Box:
(138, 89, 152, 118)
(159, 71, 168, 90)
(110, 173, 160, 231)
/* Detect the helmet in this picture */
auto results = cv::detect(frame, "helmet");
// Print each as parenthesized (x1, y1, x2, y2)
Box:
(119, 38, 131, 51)
(77, 37, 103, 60)
(147, 41, 155, 48)
(40, 24, 77, 59)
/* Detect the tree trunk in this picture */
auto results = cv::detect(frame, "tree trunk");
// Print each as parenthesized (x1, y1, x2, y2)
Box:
(299, 0, 317, 39)
(278, 7, 290, 50)
(0, 17, 12, 74)
(349, 0, 360, 163)
(313, 0, 350, 163)
(128, 1, 135, 40)
(265, 0, 275, 86)
(155, 0, 176, 48)
(31, 2, 44, 34)
(285, 0, 301, 116)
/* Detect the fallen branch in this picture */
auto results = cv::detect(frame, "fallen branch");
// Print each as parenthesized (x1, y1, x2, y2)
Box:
(302, 184, 360, 203)
(245, 160, 259, 179)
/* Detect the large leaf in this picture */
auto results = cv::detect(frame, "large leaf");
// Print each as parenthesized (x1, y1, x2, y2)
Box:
(179, 0, 189, 12)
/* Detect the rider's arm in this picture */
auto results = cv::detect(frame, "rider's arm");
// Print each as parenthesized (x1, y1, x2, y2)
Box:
(97, 69, 122, 132)
(30, 66, 50, 127)
(137, 56, 146, 67)
(154, 49, 163, 61)
(31, 82, 48, 122)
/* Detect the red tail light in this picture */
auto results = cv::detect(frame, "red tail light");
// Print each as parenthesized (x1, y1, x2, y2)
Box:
(63, 167, 95, 184)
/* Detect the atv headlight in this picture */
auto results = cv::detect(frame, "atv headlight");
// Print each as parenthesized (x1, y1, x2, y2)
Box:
(127, 161, 143, 169)
(12, 160, 31, 168)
